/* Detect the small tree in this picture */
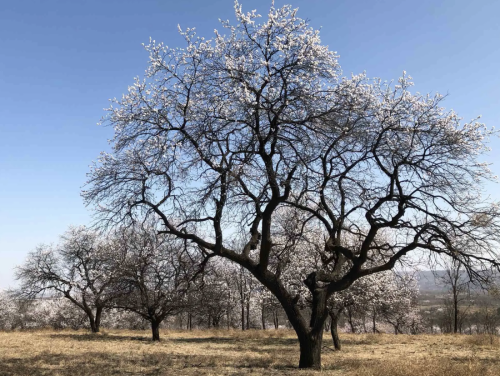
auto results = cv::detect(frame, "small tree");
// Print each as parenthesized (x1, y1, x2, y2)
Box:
(84, 2, 500, 368)
(16, 226, 120, 333)
(327, 272, 388, 350)
(0, 291, 16, 330)
(112, 225, 196, 340)
(435, 258, 472, 333)
(378, 274, 422, 335)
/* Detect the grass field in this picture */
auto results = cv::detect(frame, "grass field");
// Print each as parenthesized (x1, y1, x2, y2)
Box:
(1, 329, 500, 375)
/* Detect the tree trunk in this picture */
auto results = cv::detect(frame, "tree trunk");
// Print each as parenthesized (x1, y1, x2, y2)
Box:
(298, 331, 323, 369)
(261, 304, 266, 330)
(372, 311, 377, 333)
(94, 307, 102, 333)
(246, 300, 250, 330)
(248, 265, 328, 369)
(329, 312, 341, 351)
(347, 308, 356, 333)
(227, 298, 231, 330)
(179, 313, 183, 330)
(87, 310, 99, 333)
(151, 320, 160, 341)
(274, 311, 279, 329)
(241, 302, 245, 331)
(454, 296, 459, 334)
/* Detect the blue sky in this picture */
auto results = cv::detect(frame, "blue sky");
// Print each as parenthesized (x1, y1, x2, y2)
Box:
(1, 0, 499, 288)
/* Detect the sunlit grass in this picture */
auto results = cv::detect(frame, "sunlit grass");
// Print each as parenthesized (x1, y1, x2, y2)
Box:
(1, 329, 499, 375)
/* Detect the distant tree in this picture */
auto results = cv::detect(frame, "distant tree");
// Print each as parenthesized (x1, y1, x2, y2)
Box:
(435, 258, 473, 333)
(112, 225, 197, 341)
(188, 260, 235, 329)
(16, 227, 120, 333)
(378, 274, 422, 335)
(0, 291, 16, 330)
(327, 272, 386, 350)
(83, 2, 500, 368)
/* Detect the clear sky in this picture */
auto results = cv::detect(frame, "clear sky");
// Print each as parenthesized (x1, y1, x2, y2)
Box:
(1, 0, 499, 289)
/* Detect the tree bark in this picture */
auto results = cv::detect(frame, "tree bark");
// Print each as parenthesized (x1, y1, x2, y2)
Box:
(298, 331, 323, 369)
(151, 320, 160, 341)
(453, 291, 459, 334)
(372, 311, 377, 333)
(261, 303, 266, 330)
(241, 302, 245, 331)
(87, 310, 99, 333)
(329, 312, 341, 351)
(246, 299, 250, 330)
(94, 307, 102, 333)
(347, 308, 356, 333)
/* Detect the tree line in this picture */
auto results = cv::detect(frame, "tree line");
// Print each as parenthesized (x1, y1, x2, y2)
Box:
(9, 223, 420, 345)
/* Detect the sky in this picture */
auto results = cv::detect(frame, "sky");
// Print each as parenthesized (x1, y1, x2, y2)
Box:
(1, 0, 500, 289)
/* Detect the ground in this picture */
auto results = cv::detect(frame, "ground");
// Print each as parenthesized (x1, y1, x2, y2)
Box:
(1, 329, 499, 375)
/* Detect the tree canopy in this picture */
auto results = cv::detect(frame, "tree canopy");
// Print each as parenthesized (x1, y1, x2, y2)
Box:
(83, 2, 500, 368)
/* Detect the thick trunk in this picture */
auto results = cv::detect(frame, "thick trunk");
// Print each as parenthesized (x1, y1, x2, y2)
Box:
(298, 282, 327, 369)
(213, 316, 220, 328)
(246, 265, 328, 369)
(329, 312, 341, 351)
(298, 331, 323, 369)
(151, 320, 160, 341)
(94, 307, 102, 333)
(87, 310, 99, 333)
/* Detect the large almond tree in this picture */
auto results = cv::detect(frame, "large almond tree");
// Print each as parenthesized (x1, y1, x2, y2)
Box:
(83, 2, 500, 368)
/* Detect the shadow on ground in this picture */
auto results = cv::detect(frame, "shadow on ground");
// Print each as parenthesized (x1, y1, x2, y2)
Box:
(48, 333, 153, 342)
(0, 350, 299, 376)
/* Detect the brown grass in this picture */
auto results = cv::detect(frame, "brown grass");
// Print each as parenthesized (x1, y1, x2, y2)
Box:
(1, 329, 499, 375)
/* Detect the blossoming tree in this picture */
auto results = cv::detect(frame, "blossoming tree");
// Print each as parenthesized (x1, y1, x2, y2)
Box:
(111, 224, 198, 341)
(16, 226, 120, 333)
(83, 2, 500, 368)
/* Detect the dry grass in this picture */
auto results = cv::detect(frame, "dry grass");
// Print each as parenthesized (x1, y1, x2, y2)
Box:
(1, 329, 500, 375)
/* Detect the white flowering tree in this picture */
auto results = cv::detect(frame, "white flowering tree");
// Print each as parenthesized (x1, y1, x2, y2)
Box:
(15, 226, 121, 333)
(325, 271, 393, 350)
(111, 224, 198, 340)
(377, 274, 422, 334)
(0, 291, 16, 330)
(83, 2, 500, 368)
(196, 268, 236, 329)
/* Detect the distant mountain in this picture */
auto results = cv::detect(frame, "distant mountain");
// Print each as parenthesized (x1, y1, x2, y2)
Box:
(416, 271, 447, 292)
(415, 270, 499, 293)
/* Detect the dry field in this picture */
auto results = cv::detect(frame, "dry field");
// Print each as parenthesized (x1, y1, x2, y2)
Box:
(1, 329, 500, 376)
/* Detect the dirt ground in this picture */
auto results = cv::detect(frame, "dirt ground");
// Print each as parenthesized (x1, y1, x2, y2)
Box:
(1, 329, 499, 375)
